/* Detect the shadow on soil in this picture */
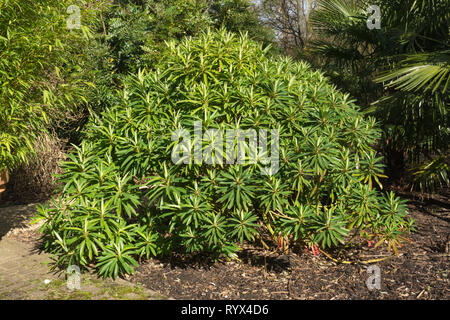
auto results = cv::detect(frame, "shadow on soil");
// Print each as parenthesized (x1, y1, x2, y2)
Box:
(0, 204, 38, 240)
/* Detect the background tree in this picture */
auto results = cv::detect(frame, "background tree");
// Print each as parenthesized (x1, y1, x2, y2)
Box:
(101, 0, 274, 76)
(259, 0, 316, 55)
(208, 0, 274, 47)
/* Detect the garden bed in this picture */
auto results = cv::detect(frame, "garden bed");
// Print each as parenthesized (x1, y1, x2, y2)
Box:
(1, 189, 448, 300)
(130, 189, 449, 300)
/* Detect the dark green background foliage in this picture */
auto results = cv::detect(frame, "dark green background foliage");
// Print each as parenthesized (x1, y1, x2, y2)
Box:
(101, 0, 274, 75)
(102, 0, 212, 75)
(37, 30, 413, 279)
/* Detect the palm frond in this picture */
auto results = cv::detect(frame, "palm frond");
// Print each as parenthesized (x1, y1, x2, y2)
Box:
(309, 40, 364, 62)
(311, 0, 366, 31)
(377, 51, 450, 94)
(412, 154, 450, 191)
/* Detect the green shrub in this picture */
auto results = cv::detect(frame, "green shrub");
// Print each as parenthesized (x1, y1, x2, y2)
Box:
(36, 30, 414, 279)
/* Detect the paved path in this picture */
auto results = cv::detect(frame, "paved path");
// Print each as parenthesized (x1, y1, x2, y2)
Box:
(0, 204, 166, 300)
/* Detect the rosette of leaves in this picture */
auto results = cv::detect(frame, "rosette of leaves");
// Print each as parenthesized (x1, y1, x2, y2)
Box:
(36, 29, 414, 279)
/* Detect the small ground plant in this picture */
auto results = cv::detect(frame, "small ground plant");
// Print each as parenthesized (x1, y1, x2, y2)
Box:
(36, 30, 414, 279)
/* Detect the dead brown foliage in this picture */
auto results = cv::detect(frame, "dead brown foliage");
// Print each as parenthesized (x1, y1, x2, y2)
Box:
(5, 132, 67, 204)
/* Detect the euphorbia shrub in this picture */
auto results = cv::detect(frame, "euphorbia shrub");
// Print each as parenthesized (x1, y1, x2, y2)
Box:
(37, 30, 414, 279)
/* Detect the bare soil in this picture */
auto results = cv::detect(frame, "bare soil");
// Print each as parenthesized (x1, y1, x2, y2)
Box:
(130, 189, 449, 300)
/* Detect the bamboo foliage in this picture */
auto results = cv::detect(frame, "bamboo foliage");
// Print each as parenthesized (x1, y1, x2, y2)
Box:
(0, 0, 106, 170)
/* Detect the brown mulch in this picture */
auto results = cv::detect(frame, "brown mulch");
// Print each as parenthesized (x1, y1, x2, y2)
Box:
(131, 189, 449, 300)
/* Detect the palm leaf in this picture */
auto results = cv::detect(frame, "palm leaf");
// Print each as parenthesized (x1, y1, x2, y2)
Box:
(412, 154, 449, 191)
(376, 51, 450, 94)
